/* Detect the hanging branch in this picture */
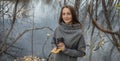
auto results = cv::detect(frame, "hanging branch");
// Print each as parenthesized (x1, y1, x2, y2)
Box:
(74, 0, 81, 17)
(101, 0, 120, 52)
(92, 19, 120, 52)
(87, 1, 120, 61)
(87, 1, 95, 61)
(92, 20, 118, 34)
(0, 0, 19, 54)
(102, 0, 112, 30)
(64, 0, 67, 5)
(0, 27, 54, 54)
(4, 51, 17, 59)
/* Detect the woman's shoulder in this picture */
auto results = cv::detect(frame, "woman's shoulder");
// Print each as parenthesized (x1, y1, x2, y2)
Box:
(76, 29, 83, 35)
(54, 26, 61, 33)
(54, 26, 59, 30)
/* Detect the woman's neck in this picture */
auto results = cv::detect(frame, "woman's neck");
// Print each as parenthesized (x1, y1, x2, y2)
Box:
(65, 22, 72, 25)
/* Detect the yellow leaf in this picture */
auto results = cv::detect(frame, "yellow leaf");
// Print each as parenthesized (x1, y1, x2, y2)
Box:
(116, 4, 120, 7)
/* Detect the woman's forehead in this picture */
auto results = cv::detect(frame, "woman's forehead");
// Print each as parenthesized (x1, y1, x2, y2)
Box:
(62, 8, 71, 12)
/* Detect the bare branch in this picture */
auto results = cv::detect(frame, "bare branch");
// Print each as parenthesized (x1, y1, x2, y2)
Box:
(0, 0, 19, 53)
(92, 20, 118, 34)
(4, 51, 16, 58)
(102, 0, 112, 30)
(0, 27, 54, 54)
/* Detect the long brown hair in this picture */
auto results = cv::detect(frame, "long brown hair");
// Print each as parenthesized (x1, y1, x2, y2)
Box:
(58, 5, 82, 28)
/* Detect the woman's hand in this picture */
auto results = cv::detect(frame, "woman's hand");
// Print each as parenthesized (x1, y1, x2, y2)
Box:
(51, 47, 62, 54)
(51, 42, 65, 54)
(57, 42, 65, 51)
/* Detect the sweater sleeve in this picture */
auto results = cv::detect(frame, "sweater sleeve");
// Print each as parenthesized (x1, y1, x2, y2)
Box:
(62, 34, 86, 57)
(51, 37, 56, 48)
(51, 28, 58, 48)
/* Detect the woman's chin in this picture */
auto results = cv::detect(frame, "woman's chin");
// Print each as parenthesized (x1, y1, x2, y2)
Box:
(64, 21, 70, 23)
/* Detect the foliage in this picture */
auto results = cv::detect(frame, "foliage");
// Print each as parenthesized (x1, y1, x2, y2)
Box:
(116, 4, 120, 16)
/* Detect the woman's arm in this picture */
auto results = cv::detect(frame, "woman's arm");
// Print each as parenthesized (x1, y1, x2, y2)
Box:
(62, 35, 86, 57)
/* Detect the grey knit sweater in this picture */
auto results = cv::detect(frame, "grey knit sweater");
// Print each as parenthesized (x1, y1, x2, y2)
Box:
(52, 22, 86, 61)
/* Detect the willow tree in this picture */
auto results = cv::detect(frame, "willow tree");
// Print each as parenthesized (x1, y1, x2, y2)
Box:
(85, 0, 120, 61)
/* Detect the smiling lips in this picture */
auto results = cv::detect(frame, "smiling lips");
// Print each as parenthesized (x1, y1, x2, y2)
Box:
(64, 18, 70, 21)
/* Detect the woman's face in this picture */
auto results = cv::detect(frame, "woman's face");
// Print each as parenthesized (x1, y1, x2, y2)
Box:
(62, 7, 72, 24)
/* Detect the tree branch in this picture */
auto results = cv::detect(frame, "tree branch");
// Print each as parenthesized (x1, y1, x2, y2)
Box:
(92, 20, 118, 34)
(102, 0, 112, 30)
(0, 0, 19, 53)
(0, 27, 54, 54)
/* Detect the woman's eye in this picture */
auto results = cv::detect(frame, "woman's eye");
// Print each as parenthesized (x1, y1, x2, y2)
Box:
(67, 13, 71, 15)
(62, 13, 65, 15)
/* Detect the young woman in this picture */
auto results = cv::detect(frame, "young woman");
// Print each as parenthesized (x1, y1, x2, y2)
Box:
(51, 5, 86, 61)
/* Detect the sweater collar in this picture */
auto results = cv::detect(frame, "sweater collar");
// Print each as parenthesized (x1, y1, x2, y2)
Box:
(59, 22, 81, 30)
